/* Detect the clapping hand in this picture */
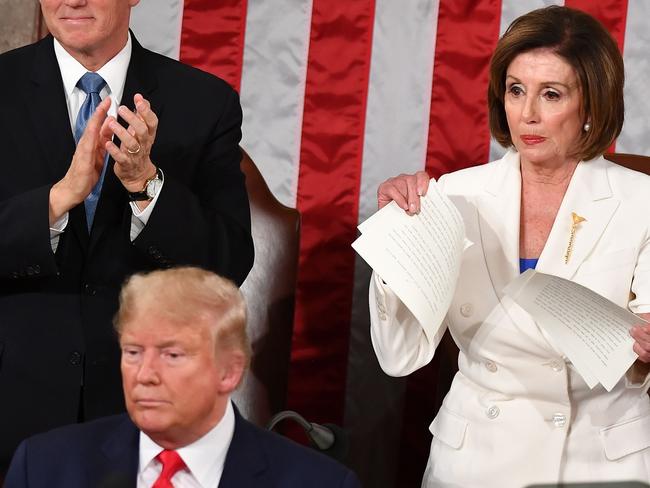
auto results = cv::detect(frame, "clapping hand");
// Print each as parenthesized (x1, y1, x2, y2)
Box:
(101, 93, 158, 193)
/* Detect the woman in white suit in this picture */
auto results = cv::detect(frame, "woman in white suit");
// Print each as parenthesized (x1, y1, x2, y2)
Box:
(372, 6, 650, 487)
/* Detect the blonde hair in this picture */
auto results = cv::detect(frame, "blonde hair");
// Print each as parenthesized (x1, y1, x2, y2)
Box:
(115, 267, 251, 368)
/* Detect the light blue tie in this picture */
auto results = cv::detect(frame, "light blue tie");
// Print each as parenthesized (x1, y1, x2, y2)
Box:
(75, 72, 108, 232)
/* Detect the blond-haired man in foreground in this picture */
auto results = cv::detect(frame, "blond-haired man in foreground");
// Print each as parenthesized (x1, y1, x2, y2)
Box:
(6, 268, 360, 488)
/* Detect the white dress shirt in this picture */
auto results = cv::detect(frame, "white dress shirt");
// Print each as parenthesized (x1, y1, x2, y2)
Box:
(137, 402, 235, 488)
(50, 34, 163, 250)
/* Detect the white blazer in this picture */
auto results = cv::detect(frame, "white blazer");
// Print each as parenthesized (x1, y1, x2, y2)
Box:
(370, 150, 650, 487)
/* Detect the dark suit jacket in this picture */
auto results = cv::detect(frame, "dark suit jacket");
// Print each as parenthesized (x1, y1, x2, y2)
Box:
(4, 407, 362, 488)
(0, 35, 254, 468)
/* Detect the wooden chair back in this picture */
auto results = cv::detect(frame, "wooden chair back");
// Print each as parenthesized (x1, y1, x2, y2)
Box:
(604, 152, 650, 174)
(233, 149, 301, 426)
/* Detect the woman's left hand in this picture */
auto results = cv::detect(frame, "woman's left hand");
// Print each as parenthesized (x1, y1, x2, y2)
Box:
(631, 317, 650, 363)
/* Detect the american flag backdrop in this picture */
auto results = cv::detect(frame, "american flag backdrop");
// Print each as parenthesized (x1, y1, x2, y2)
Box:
(130, 1, 650, 486)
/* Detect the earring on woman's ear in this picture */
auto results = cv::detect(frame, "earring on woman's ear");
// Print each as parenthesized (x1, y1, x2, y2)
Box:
(583, 122, 591, 132)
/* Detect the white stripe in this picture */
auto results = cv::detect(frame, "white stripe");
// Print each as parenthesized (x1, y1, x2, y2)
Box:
(129, 0, 184, 60)
(499, 0, 562, 36)
(355, 0, 438, 223)
(345, 1, 439, 485)
(618, 0, 650, 156)
(239, 0, 314, 208)
(489, 0, 563, 162)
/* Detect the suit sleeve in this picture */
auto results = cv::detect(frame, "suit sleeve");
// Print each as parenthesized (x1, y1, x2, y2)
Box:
(368, 175, 450, 376)
(369, 271, 446, 376)
(626, 219, 650, 390)
(4, 440, 29, 487)
(341, 470, 362, 488)
(0, 184, 59, 281)
(130, 87, 254, 286)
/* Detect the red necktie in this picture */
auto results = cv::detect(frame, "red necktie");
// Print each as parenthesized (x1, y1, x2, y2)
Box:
(152, 450, 186, 488)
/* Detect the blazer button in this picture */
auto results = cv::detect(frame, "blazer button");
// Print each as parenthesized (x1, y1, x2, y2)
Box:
(484, 360, 498, 373)
(486, 405, 500, 419)
(68, 351, 82, 366)
(552, 413, 567, 428)
(378, 312, 388, 321)
(460, 303, 473, 317)
(83, 284, 97, 296)
(549, 359, 564, 372)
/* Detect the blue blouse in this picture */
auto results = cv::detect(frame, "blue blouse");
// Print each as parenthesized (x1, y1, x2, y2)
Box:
(519, 258, 539, 274)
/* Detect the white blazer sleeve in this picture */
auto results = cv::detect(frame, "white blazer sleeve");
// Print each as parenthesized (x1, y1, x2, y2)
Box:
(626, 207, 650, 390)
(369, 271, 445, 376)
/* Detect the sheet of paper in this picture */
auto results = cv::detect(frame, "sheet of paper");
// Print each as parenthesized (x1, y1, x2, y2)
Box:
(352, 180, 466, 342)
(506, 269, 641, 391)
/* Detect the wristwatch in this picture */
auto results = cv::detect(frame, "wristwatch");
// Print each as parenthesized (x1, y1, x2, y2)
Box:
(127, 167, 163, 201)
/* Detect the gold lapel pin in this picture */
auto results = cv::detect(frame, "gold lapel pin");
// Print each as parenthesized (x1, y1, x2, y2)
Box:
(564, 212, 586, 264)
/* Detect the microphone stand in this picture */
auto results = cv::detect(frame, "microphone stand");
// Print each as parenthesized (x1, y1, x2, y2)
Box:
(267, 410, 348, 462)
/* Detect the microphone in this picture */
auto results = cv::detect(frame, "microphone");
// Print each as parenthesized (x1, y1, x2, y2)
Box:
(267, 410, 349, 462)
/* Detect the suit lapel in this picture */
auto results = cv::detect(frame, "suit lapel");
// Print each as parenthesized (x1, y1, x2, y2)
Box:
(25, 36, 76, 181)
(219, 407, 269, 487)
(537, 157, 619, 279)
(25, 36, 90, 251)
(95, 415, 140, 487)
(477, 150, 522, 298)
(89, 34, 160, 251)
(119, 33, 161, 116)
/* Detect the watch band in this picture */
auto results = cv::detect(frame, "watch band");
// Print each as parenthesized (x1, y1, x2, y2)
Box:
(127, 167, 162, 201)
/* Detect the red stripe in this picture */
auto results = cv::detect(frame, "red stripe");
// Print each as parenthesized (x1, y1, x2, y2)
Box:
(425, 0, 502, 178)
(287, 0, 376, 424)
(565, 0, 628, 152)
(179, 0, 248, 91)
(565, 0, 628, 53)
(398, 0, 502, 479)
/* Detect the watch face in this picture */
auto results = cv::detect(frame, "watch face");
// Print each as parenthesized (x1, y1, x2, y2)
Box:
(146, 178, 163, 198)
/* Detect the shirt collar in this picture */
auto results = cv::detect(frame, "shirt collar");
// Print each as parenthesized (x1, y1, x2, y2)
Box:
(53, 32, 132, 103)
(139, 402, 236, 488)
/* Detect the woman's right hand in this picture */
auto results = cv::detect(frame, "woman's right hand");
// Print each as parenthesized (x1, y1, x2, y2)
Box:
(377, 171, 430, 215)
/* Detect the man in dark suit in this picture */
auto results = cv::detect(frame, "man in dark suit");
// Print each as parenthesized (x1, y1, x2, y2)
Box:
(0, 0, 253, 472)
(5, 268, 361, 488)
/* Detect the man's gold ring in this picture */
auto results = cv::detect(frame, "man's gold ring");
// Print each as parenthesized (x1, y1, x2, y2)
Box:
(127, 142, 141, 155)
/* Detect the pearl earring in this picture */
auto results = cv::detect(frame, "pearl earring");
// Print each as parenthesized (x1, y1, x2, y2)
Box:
(583, 122, 591, 132)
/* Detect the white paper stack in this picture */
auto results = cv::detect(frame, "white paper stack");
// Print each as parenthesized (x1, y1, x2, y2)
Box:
(505, 269, 641, 391)
(352, 180, 467, 344)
